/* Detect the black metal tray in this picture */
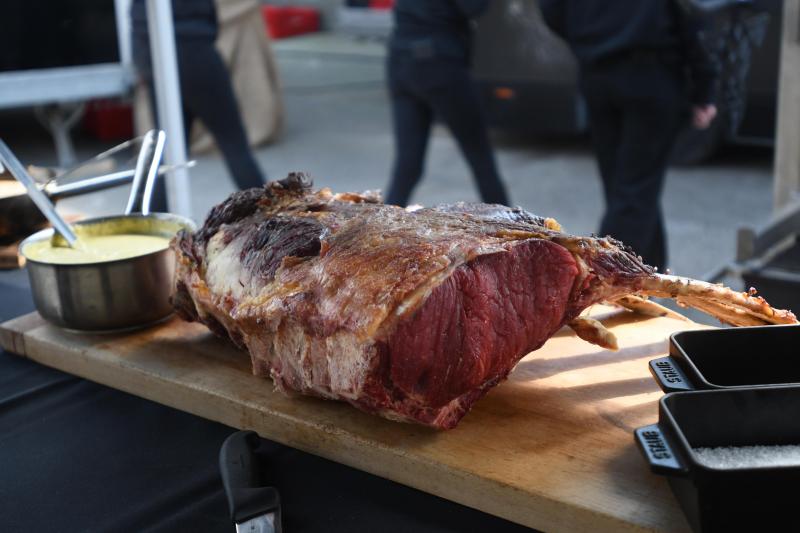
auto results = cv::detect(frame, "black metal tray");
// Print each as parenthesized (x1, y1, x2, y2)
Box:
(635, 386, 800, 532)
(649, 325, 800, 393)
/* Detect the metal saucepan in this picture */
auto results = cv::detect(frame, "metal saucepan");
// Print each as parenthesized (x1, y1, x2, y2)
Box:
(17, 129, 195, 331)
(19, 213, 195, 331)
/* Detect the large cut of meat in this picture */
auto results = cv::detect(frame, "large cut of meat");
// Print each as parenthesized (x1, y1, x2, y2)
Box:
(172, 174, 796, 429)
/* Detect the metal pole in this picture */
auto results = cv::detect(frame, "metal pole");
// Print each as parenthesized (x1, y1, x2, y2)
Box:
(773, 0, 800, 211)
(114, 0, 133, 69)
(145, 0, 192, 216)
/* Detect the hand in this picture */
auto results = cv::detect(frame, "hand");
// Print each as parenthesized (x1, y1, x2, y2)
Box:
(692, 104, 718, 130)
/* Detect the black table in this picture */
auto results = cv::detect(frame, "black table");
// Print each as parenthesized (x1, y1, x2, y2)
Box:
(0, 269, 532, 532)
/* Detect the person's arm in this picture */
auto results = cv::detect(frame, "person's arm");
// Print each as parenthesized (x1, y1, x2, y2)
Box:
(539, 0, 567, 38)
(453, 0, 490, 19)
(676, 8, 720, 129)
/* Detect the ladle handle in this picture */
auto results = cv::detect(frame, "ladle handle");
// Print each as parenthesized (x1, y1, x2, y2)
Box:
(0, 139, 78, 246)
(126, 130, 166, 215)
(47, 160, 194, 201)
(142, 130, 166, 215)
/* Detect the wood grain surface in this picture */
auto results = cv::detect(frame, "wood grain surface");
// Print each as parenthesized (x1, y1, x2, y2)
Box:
(0, 306, 707, 532)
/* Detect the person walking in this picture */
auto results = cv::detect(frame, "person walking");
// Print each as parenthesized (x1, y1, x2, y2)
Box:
(541, 0, 719, 270)
(131, 0, 266, 212)
(385, 0, 509, 207)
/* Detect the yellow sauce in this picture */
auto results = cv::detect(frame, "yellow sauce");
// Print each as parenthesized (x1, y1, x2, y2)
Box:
(24, 234, 171, 264)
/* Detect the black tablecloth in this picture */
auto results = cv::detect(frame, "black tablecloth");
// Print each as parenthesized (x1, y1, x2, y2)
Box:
(0, 270, 532, 533)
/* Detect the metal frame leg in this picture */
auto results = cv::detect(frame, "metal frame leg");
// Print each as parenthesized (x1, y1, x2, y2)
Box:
(34, 103, 85, 168)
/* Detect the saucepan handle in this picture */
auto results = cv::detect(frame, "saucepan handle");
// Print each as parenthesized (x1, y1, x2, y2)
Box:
(649, 356, 695, 393)
(634, 424, 689, 477)
(219, 430, 282, 526)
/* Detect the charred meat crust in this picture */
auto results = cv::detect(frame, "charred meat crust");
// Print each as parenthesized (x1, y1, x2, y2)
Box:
(276, 171, 313, 191)
(239, 218, 323, 281)
(195, 187, 266, 248)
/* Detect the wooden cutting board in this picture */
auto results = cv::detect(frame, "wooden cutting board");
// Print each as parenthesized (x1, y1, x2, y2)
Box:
(0, 307, 706, 532)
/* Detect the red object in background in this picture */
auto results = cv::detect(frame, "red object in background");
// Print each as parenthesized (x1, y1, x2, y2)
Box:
(261, 6, 320, 39)
(82, 99, 134, 141)
(368, 0, 394, 9)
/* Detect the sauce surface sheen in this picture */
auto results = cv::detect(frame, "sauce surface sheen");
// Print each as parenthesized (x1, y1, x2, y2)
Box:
(25, 234, 170, 264)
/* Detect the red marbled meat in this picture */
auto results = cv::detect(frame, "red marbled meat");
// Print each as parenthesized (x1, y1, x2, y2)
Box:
(377, 241, 577, 426)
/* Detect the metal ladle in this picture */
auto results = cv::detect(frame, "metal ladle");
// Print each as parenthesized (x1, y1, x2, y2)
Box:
(0, 139, 79, 246)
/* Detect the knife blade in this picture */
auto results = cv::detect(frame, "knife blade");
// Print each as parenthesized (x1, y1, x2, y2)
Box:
(219, 431, 282, 533)
(236, 513, 278, 533)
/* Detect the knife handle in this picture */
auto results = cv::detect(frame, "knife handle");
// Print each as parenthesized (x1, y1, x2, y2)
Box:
(219, 431, 281, 524)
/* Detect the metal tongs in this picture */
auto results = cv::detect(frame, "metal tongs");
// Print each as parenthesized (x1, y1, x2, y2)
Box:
(0, 138, 79, 246)
(219, 431, 282, 533)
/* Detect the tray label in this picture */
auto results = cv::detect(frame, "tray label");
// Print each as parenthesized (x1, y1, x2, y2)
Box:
(635, 425, 684, 473)
(649, 357, 693, 391)
(641, 429, 672, 460)
(655, 360, 682, 384)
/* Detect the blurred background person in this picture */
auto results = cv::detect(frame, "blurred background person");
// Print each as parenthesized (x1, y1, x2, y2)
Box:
(541, 0, 719, 270)
(189, 0, 284, 156)
(384, 0, 509, 207)
(131, 0, 267, 212)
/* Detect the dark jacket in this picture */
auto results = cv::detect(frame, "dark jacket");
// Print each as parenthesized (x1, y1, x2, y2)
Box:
(130, 0, 217, 41)
(540, 0, 718, 104)
(390, 0, 489, 61)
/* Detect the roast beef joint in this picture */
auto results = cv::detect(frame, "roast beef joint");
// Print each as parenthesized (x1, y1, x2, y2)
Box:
(172, 174, 796, 429)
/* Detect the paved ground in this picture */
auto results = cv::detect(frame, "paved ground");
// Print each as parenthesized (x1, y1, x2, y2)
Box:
(3, 33, 777, 296)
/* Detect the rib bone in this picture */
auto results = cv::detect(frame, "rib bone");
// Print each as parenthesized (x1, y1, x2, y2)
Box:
(635, 274, 797, 326)
(610, 294, 691, 322)
(568, 317, 619, 350)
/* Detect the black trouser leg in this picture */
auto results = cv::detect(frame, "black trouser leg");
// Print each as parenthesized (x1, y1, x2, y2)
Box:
(139, 39, 265, 212)
(583, 84, 622, 208)
(589, 107, 676, 269)
(583, 62, 685, 270)
(424, 67, 509, 206)
(385, 63, 433, 206)
(178, 41, 265, 191)
(385, 54, 509, 206)
(598, 103, 681, 270)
